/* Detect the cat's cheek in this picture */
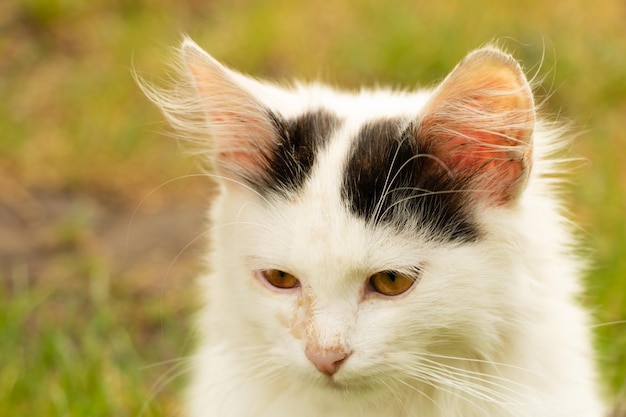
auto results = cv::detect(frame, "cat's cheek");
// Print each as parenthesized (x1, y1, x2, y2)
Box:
(275, 309, 300, 341)
(250, 271, 314, 343)
(283, 290, 314, 343)
(268, 293, 302, 340)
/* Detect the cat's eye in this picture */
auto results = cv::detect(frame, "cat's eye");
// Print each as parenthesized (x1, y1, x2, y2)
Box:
(369, 271, 415, 296)
(258, 269, 300, 289)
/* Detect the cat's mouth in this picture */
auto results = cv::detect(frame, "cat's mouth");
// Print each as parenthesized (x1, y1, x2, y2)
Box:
(312, 370, 375, 394)
(323, 376, 348, 390)
(316, 376, 367, 395)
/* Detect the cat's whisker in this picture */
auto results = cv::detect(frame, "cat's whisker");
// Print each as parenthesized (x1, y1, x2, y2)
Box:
(371, 133, 408, 222)
(410, 367, 541, 417)
(418, 351, 549, 378)
(373, 150, 453, 225)
(417, 355, 551, 399)
(137, 357, 193, 417)
(140, 355, 194, 371)
(417, 351, 554, 406)
(162, 229, 211, 281)
(391, 364, 495, 416)
(415, 361, 528, 406)
(405, 356, 567, 417)
(244, 365, 282, 384)
(590, 320, 626, 328)
(385, 370, 446, 415)
(412, 366, 502, 403)
(205, 174, 293, 222)
(196, 172, 297, 231)
(125, 173, 211, 254)
(232, 347, 288, 384)
(376, 187, 478, 226)
(383, 153, 453, 198)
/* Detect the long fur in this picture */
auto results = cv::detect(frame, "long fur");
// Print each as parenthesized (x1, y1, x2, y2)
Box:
(138, 38, 604, 417)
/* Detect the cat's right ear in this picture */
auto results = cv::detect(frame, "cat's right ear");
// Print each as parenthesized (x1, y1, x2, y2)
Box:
(181, 39, 279, 183)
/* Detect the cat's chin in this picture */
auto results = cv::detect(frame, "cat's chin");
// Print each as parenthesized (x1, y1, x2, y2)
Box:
(319, 377, 352, 391)
(308, 371, 380, 395)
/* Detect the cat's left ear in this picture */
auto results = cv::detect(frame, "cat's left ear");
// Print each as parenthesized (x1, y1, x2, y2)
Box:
(418, 47, 535, 204)
(181, 38, 280, 184)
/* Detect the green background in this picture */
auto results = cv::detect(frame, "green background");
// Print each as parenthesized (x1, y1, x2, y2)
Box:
(1, 0, 624, 415)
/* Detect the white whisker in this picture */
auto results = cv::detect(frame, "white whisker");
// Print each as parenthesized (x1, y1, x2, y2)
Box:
(591, 320, 626, 329)
(126, 173, 211, 254)
(137, 357, 192, 417)
(389, 363, 494, 416)
(419, 351, 549, 378)
(372, 135, 406, 223)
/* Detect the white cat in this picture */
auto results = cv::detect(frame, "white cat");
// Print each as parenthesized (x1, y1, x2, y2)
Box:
(141, 38, 605, 417)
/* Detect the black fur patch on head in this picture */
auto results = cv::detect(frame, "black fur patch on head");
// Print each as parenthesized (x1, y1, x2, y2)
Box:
(341, 118, 478, 242)
(257, 109, 340, 196)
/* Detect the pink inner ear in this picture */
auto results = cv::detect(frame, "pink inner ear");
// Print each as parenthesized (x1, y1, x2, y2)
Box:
(436, 128, 528, 204)
(419, 48, 535, 205)
(208, 110, 276, 178)
(183, 45, 279, 181)
(421, 111, 533, 204)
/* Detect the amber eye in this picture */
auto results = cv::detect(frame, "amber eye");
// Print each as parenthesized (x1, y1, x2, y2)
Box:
(369, 271, 415, 296)
(259, 269, 300, 289)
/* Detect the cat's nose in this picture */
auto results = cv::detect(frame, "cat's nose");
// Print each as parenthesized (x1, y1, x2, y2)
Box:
(305, 345, 351, 376)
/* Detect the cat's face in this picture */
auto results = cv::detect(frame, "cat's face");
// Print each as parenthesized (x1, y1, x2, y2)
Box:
(219, 150, 527, 396)
(164, 39, 536, 393)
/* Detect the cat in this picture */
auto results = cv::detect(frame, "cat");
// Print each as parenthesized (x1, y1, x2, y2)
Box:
(140, 38, 605, 417)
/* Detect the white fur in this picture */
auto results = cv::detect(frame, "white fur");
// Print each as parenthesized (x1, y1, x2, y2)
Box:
(140, 39, 604, 417)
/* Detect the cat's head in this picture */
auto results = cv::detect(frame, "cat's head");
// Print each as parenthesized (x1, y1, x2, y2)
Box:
(144, 39, 538, 395)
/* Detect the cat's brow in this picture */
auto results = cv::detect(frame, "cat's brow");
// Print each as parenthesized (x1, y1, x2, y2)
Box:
(257, 109, 341, 196)
(341, 118, 478, 242)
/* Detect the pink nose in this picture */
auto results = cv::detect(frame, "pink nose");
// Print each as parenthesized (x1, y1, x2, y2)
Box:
(305, 346, 350, 376)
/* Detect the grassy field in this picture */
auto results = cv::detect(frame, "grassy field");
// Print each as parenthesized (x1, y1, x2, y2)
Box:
(1, 0, 625, 415)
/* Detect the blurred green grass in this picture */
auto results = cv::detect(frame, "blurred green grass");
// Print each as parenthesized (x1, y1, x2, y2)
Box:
(1, 0, 624, 415)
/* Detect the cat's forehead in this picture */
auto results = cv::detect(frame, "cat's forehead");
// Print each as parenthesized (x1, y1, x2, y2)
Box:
(253, 183, 426, 281)
(266, 102, 479, 244)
